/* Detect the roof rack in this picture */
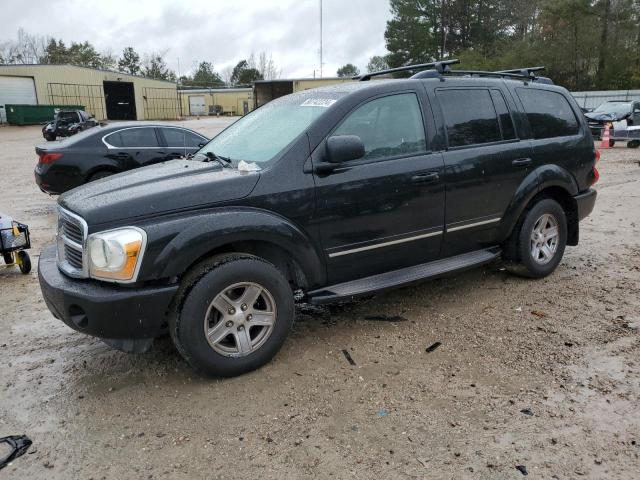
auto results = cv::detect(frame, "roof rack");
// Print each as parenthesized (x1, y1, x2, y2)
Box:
(360, 59, 553, 84)
(355, 59, 460, 81)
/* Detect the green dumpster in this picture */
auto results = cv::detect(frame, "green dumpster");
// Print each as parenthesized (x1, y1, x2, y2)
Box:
(5, 104, 85, 126)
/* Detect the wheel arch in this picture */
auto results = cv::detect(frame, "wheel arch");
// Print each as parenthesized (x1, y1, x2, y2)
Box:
(500, 164, 580, 246)
(144, 208, 326, 289)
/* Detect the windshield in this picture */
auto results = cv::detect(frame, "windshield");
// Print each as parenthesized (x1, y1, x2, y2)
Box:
(198, 92, 342, 164)
(593, 102, 632, 117)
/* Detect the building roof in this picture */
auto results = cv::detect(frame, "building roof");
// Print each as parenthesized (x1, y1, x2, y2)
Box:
(178, 88, 252, 94)
(0, 63, 177, 85)
(253, 76, 351, 84)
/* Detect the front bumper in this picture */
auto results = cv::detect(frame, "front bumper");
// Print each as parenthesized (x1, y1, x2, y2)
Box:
(575, 188, 597, 221)
(38, 245, 178, 340)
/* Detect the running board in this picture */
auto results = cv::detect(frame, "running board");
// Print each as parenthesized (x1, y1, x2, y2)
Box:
(307, 247, 501, 304)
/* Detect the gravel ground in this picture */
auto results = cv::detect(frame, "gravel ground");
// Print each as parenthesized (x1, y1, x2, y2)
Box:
(0, 119, 639, 479)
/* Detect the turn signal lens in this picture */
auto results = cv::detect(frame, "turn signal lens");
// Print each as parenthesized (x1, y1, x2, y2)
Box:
(38, 152, 63, 164)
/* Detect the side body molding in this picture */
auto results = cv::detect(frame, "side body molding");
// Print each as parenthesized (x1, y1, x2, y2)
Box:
(139, 207, 326, 287)
(498, 164, 579, 241)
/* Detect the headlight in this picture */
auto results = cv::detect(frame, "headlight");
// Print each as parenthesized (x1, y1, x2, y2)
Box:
(87, 227, 146, 282)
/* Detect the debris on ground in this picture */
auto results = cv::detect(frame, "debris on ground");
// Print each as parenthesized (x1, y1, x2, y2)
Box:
(425, 342, 442, 353)
(341, 349, 356, 366)
(0, 435, 32, 470)
(377, 408, 389, 417)
(531, 310, 547, 318)
(520, 408, 534, 416)
(515, 464, 529, 475)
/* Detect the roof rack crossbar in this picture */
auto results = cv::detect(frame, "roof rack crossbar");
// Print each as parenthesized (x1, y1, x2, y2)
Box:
(356, 59, 460, 81)
(494, 67, 546, 77)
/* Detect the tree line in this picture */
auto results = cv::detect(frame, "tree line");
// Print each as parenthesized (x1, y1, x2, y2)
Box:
(0, 29, 280, 87)
(378, 0, 640, 90)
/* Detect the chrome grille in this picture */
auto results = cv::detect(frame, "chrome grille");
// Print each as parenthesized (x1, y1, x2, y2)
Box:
(57, 207, 88, 278)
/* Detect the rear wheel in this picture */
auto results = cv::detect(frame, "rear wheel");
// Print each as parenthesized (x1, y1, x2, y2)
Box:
(628, 140, 640, 149)
(3, 252, 13, 265)
(44, 133, 56, 141)
(170, 254, 294, 377)
(504, 199, 567, 278)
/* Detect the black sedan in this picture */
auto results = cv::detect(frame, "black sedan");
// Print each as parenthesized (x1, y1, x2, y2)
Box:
(35, 123, 209, 194)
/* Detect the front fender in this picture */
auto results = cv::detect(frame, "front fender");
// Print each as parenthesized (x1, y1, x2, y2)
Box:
(498, 164, 578, 241)
(139, 207, 326, 287)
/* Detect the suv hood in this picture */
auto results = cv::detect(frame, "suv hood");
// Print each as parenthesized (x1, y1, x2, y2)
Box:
(59, 159, 260, 225)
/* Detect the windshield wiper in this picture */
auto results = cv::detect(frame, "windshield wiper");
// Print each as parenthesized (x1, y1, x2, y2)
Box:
(204, 151, 232, 168)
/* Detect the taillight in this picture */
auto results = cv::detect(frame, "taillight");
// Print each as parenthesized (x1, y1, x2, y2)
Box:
(38, 152, 63, 164)
(591, 149, 600, 185)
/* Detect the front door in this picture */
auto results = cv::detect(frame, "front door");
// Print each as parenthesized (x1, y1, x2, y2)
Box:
(312, 92, 445, 284)
(434, 87, 532, 256)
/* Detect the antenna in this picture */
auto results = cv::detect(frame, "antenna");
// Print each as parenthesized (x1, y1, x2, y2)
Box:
(319, 0, 323, 78)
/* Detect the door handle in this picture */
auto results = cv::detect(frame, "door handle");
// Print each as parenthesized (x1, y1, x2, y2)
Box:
(411, 172, 440, 184)
(512, 158, 532, 167)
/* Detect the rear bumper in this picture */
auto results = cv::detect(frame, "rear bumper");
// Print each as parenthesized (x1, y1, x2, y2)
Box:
(574, 188, 597, 221)
(38, 245, 178, 340)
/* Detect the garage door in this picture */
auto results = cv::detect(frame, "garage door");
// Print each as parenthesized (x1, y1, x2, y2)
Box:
(0, 76, 37, 123)
(189, 96, 206, 116)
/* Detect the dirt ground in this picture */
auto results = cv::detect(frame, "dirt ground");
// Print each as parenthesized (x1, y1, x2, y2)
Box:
(0, 119, 639, 479)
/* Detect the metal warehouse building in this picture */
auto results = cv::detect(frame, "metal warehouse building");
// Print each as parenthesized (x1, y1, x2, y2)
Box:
(0, 64, 178, 122)
(253, 77, 355, 108)
(179, 88, 253, 116)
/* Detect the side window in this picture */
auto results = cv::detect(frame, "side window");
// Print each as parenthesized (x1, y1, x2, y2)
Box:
(185, 131, 206, 147)
(437, 89, 501, 147)
(106, 128, 159, 148)
(490, 90, 517, 140)
(333, 93, 426, 160)
(162, 128, 187, 146)
(516, 88, 579, 139)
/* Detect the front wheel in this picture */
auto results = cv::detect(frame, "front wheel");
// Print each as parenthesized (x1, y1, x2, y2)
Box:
(17, 251, 31, 274)
(628, 140, 640, 149)
(504, 198, 567, 278)
(170, 254, 294, 377)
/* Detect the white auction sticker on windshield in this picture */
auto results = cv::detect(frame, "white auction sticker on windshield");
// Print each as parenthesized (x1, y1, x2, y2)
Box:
(300, 98, 336, 108)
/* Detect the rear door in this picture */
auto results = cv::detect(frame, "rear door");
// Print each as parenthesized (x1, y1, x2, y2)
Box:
(104, 127, 165, 169)
(434, 87, 533, 256)
(158, 127, 207, 160)
(312, 91, 445, 284)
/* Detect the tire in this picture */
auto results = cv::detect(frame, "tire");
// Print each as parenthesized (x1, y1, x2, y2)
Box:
(170, 254, 295, 377)
(609, 139, 615, 148)
(44, 133, 56, 141)
(3, 252, 13, 265)
(504, 198, 567, 278)
(17, 251, 31, 274)
(88, 170, 114, 183)
(628, 140, 640, 149)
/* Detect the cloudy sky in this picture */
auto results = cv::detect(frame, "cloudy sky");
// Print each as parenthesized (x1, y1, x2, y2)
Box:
(1, 0, 391, 78)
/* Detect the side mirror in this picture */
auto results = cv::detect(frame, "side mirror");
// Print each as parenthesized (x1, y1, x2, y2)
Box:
(326, 135, 365, 163)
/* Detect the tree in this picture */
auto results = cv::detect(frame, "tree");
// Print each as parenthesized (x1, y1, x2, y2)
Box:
(337, 63, 360, 77)
(118, 47, 141, 75)
(366, 55, 389, 73)
(191, 61, 224, 86)
(142, 52, 176, 81)
(41, 39, 69, 64)
(230, 60, 263, 85)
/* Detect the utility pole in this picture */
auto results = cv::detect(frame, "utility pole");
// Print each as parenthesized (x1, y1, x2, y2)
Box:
(320, 0, 323, 78)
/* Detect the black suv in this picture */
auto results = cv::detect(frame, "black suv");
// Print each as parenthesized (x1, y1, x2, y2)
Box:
(38, 61, 598, 377)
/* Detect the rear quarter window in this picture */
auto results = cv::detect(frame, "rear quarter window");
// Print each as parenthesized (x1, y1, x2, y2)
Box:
(516, 89, 579, 139)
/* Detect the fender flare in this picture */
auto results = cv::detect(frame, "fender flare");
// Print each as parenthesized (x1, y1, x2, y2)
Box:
(145, 207, 326, 287)
(499, 164, 578, 240)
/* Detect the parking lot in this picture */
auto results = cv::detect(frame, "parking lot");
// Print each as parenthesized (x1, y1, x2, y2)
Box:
(0, 119, 639, 478)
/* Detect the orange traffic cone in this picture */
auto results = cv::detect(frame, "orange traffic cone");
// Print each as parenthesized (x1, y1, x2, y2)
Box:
(600, 123, 611, 149)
